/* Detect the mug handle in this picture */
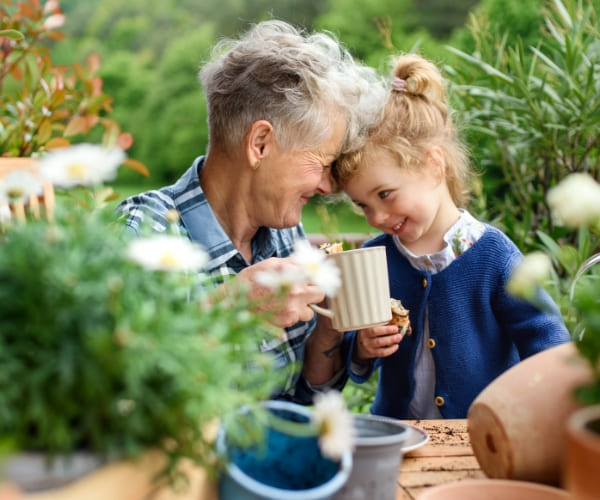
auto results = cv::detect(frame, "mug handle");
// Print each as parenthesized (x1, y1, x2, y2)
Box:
(309, 303, 334, 319)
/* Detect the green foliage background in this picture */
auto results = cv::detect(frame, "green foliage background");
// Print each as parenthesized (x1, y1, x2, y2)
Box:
(50, 0, 484, 188)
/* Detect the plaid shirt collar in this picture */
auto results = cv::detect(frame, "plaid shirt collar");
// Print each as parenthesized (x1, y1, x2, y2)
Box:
(172, 156, 283, 273)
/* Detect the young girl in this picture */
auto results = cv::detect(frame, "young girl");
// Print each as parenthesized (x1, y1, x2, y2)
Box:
(333, 54, 569, 419)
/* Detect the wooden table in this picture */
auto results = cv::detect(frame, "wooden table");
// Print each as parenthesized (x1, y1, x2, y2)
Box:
(396, 419, 486, 499)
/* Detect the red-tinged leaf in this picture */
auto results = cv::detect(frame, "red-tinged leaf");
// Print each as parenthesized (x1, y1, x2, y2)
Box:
(117, 133, 134, 151)
(51, 109, 70, 120)
(18, 2, 36, 19)
(64, 116, 87, 137)
(101, 119, 120, 148)
(45, 137, 70, 150)
(91, 76, 103, 96)
(86, 115, 99, 129)
(72, 62, 86, 81)
(122, 158, 150, 177)
(50, 89, 65, 107)
(43, 13, 65, 31)
(0, 29, 25, 40)
(43, 30, 65, 42)
(9, 64, 23, 80)
(87, 53, 101, 74)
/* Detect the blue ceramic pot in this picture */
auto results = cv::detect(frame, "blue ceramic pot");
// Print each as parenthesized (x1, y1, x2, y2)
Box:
(218, 400, 352, 500)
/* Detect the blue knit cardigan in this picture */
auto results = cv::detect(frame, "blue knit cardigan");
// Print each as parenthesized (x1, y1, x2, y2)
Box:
(344, 226, 570, 419)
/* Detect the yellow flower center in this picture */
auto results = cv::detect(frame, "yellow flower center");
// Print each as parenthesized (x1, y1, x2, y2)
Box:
(67, 162, 87, 179)
(7, 187, 25, 199)
(159, 252, 180, 269)
(320, 418, 332, 437)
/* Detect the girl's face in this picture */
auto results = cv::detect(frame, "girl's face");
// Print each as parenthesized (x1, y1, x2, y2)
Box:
(343, 148, 457, 255)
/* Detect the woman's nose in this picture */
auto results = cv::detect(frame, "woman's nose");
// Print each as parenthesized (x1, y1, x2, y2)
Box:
(316, 170, 333, 195)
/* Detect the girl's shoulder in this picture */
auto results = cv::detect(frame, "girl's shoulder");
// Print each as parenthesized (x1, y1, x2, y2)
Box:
(362, 232, 394, 249)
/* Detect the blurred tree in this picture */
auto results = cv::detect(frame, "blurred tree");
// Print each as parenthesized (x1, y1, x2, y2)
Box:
(0, 0, 146, 181)
(131, 26, 214, 184)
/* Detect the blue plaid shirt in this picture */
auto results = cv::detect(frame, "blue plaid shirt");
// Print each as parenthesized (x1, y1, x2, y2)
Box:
(117, 156, 339, 403)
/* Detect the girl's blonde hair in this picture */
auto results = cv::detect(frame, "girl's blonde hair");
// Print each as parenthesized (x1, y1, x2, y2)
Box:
(334, 53, 473, 206)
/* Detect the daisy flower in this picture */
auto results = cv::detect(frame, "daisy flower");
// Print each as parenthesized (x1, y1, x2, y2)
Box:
(39, 143, 126, 188)
(547, 173, 600, 229)
(291, 240, 341, 297)
(127, 235, 209, 272)
(311, 390, 355, 461)
(254, 265, 307, 293)
(506, 251, 553, 301)
(0, 170, 43, 203)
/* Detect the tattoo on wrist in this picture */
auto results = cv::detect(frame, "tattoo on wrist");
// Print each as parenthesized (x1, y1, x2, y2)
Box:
(322, 341, 343, 359)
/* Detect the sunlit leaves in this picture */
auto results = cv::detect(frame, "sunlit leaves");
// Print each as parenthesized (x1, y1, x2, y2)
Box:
(0, 1, 146, 175)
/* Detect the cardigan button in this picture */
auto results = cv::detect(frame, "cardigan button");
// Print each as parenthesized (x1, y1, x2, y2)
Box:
(427, 338, 436, 349)
(435, 396, 445, 407)
(422, 278, 428, 288)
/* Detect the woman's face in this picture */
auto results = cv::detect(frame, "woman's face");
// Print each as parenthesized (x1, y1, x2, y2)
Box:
(343, 148, 451, 254)
(258, 119, 346, 229)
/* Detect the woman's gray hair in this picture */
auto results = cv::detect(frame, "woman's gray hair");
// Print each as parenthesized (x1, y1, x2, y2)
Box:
(199, 20, 386, 155)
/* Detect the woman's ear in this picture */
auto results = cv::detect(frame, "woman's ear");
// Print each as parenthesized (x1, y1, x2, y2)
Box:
(246, 120, 274, 168)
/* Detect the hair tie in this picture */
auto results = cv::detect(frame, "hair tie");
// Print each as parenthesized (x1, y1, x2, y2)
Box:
(391, 77, 406, 92)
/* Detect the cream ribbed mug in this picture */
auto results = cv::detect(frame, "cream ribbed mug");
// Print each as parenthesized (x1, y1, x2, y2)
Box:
(310, 246, 391, 331)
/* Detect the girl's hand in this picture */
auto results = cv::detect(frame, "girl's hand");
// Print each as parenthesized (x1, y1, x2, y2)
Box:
(355, 324, 405, 362)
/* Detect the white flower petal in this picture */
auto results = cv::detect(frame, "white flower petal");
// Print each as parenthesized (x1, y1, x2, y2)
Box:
(255, 268, 306, 291)
(127, 235, 209, 272)
(310, 259, 341, 297)
(311, 391, 355, 461)
(547, 173, 600, 228)
(0, 171, 43, 203)
(39, 143, 126, 188)
(291, 240, 341, 296)
(0, 202, 12, 223)
(506, 251, 553, 299)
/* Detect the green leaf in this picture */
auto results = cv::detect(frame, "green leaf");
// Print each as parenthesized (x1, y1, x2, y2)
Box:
(0, 29, 24, 40)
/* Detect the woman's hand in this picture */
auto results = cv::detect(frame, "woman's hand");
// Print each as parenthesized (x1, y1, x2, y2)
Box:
(236, 257, 325, 328)
(355, 324, 405, 362)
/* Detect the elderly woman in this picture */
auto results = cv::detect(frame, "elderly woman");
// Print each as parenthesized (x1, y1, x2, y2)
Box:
(118, 20, 385, 403)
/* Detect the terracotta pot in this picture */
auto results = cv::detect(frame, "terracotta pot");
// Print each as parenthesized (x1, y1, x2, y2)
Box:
(418, 478, 568, 500)
(563, 404, 600, 500)
(467, 342, 592, 485)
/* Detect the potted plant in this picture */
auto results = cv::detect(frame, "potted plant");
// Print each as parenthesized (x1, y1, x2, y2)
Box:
(0, 144, 289, 495)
